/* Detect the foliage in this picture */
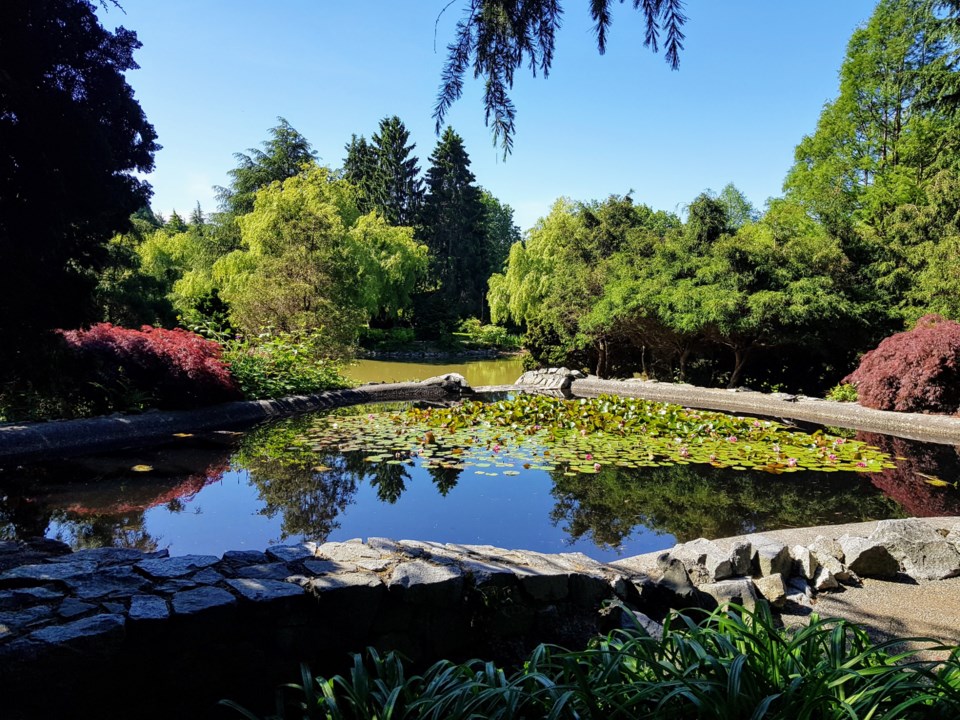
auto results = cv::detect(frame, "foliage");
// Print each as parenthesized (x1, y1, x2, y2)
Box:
(455, 318, 522, 349)
(222, 329, 353, 400)
(0, 0, 158, 362)
(826, 383, 859, 403)
(370, 116, 423, 227)
(57, 323, 240, 411)
(298, 394, 893, 477)
(435, 0, 686, 155)
(845, 314, 960, 414)
(357, 326, 416, 351)
(224, 604, 960, 719)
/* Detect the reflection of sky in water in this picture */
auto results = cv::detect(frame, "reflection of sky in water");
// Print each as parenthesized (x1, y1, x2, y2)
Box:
(78, 462, 672, 562)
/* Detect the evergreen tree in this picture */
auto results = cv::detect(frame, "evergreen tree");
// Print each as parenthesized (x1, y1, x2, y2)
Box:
(343, 134, 377, 215)
(371, 116, 422, 226)
(420, 126, 487, 320)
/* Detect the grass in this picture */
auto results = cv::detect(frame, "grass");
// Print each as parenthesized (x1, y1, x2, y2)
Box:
(222, 603, 960, 719)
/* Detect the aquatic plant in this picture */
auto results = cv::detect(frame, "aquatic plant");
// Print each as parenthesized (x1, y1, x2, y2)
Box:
(296, 394, 894, 477)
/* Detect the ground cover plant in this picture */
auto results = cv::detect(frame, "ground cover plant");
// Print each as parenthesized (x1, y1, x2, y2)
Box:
(296, 394, 894, 477)
(223, 603, 960, 719)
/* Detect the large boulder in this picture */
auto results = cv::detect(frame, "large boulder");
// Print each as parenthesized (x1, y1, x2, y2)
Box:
(746, 535, 791, 577)
(667, 538, 751, 585)
(868, 519, 960, 581)
(837, 535, 899, 579)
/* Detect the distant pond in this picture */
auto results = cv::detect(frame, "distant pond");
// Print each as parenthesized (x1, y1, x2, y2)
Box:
(2, 365, 960, 562)
(344, 356, 526, 387)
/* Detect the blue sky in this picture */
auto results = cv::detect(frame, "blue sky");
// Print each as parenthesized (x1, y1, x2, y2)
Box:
(100, 1, 878, 231)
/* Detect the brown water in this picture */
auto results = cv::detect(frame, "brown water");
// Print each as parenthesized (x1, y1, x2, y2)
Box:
(344, 356, 526, 387)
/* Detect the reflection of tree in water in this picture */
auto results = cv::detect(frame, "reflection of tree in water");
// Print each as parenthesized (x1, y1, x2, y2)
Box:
(857, 433, 960, 517)
(50, 510, 159, 552)
(427, 463, 462, 496)
(550, 463, 904, 550)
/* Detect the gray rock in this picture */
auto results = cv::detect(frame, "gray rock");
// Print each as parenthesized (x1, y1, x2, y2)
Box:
(0, 586, 63, 610)
(136, 555, 219, 579)
(191, 568, 225, 585)
(226, 578, 304, 603)
(318, 541, 384, 565)
(221, 550, 268, 565)
(670, 538, 736, 584)
(748, 535, 791, 577)
(129, 595, 169, 621)
(302, 559, 357, 576)
(813, 566, 839, 592)
(0, 560, 97, 584)
(622, 610, 663, 639)
(102, 602, 125, 614)
(65, 566, 150, 600)
(389, 560, 463, 603)
(837, 536, 899, 579)
(0, 604, 54, 629)
(753, 573, 787, 607)
(729, 541, 753, 576)
(308, 571, 384, 593)
(30, 613, 125, 645)
(700, 578, 757, 611)
(785, 576, 814, 607)
(790, 545, 818, 581)
(265, 543, 318, 563)
(868, 518, 960, 581)
(235, 563, 295, 582)
(58, 598, 96, 619)
(171, 586, 237, 615)
(809, 535, 844, 562)
(47, 547, 148, 566)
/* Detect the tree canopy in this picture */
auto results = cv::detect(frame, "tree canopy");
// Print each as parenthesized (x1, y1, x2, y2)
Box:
(0, 0, 158, 359)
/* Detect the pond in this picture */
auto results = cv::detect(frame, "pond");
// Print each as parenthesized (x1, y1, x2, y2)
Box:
(344, 355, 526, 387)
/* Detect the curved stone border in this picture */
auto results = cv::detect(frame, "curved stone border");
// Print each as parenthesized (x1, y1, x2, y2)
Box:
(0, 374, 472, 462)
(513, 370, 960, 444)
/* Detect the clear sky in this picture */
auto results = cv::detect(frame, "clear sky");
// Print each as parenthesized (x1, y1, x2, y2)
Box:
(98, 1, 878, 232)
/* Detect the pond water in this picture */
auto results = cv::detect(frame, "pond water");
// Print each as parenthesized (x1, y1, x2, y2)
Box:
(2, 369, 960, 563)
(344, 356, 526, 387)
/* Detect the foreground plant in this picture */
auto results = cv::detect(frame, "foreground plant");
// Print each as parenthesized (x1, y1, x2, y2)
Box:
(223, 603, 960, 719)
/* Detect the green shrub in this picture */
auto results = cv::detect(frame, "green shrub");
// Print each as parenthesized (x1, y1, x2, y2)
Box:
(456, 317, 522, 350)
(357, 326, 415, 351)
(222, 329, 353, 399)
(826, 382, 859, 402)
(223, 603, 960, 719)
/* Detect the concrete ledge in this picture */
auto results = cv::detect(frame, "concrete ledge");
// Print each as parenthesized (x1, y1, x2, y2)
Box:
(0, 375, 472, 462)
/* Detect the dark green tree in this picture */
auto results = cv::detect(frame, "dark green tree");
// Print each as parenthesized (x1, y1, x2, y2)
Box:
(0, 0, 158, 361)
(436, 0, 686, 154)
(343, 134, 378, 215)
(420, 126, 488, 320)
(479, 189, 522, 278)
(371, 116, 423, 226)
(216, 117, 317, 216)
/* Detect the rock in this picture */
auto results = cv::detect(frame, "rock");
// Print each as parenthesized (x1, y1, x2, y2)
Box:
(317, 541, 383, 565)
(790, 545, 818, 581)
(302, 559, 357, 576)
(389, 560, 463, 603)
(421, 373, 471, 393)
(753, 573, 787, 608)
(729, 541, 753, 576)
(700, 578, 757, 611)
(47, 547, 149, 566)
(809, 535, 844, 562)
(265, 543, 318, 564)
(0, 560, 98, 585)
(29, 613, 125, 646)
(225, 578, 304, 603)
(171, 587, 237, 616)
(190, 568, 225, 585)
(221, 550, 268, 565)
(622, 610, 663, 640)
(837, 536, 899, 579)
(57, 598, 96, 619)
(747, 535, 791, 577)
(813, 566, 839, 592)
(0, 605, 54, 630)
(785, 576, 814, 607)
(65, 566, 150, 600)
(0, 587, 63, 610)
(234, 563, 296, 582)
(637, 558, 716, 619)
(669, 538, 738, 584)
(136, 555, 219, 580)
(128, 595, 169, 621)
(307, 571, 384, 594)
(867, 518, 960, 581)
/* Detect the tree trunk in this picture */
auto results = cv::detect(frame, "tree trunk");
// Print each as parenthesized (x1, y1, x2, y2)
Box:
(728, 346, 751, 389)
(678, 347, 691, 382)
(595, 337, 608, 378)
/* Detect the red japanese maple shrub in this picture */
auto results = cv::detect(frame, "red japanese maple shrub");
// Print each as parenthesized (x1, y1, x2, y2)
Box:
(844, 314, 960, 414)
(58, 324, 240, 410)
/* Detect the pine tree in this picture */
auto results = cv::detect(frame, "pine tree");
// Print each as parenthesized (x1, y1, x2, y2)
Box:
(420, 126, 487, 320)
(371, 116, 422, 226)
(343, 134, 377, 215)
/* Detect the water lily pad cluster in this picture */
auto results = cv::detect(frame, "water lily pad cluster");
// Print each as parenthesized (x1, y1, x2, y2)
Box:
(297, 394, 895, 476)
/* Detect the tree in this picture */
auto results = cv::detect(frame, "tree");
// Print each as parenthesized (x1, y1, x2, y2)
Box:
(343, 134, 378, 215)
(216, 117, 317, 216)
(371, 116, 423, 226)
(479, 189, 522, 278)
(420, 127, 488, 320)
(436, 0, 686, 154)
(0, 0, 158, 362)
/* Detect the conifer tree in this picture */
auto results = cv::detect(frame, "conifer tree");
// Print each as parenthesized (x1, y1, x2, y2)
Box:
(371, 116, 423, 226)
(343, 134, 378, 215)
(420, 126, 487, 319)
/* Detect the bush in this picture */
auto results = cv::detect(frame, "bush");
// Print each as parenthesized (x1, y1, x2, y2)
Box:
(223, 329, 353, 399)
(58, 323, 240, 411)
(357, 326, 415, 351)
(825, 382, 858, 402)
(456, 317, 523, 350)
(223, 603, 960, 719)
(844, 314, 960, 413)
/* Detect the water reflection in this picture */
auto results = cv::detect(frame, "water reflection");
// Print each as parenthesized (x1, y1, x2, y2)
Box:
(1, 419, 959, 558)
(344, 356, 525, 387)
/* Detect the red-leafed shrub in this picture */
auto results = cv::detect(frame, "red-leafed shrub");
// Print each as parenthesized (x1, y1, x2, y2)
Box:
(58, 324, 240, 410)
(844, 314, 960, 414)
